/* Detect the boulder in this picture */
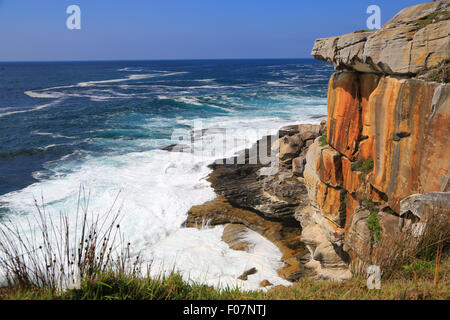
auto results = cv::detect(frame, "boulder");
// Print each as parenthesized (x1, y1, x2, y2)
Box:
(279, 134, 304, 167)
(259, 279, 273, 287)
(400, 192, 450, 220)
(292, 156, 306, 177)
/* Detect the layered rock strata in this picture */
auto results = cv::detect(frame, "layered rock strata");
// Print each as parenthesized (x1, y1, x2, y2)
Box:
(184, 123, 326, 281)
(304, 0, 450, 275)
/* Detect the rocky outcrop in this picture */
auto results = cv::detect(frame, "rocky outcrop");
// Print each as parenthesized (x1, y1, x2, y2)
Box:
(184, 124, 324, 281)
(305, 0, 450, 276)
(312, 1, 450, 75)
(179, 1, 449, 284)
(184, 196, 310, 281)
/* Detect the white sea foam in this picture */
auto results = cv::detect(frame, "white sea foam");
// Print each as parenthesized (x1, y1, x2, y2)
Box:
(266, 81, 291, 87)
(0, 99, 63, 118)
(117, 67, 145, 72)
(76, 74, 160, 87)
(173, 96, 234, 113)
(24, 72, 189, 101)
(31, 131, 76, 139)
(0, 112, 317, 290)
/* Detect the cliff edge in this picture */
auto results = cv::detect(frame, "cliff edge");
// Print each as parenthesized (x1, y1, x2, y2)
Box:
(302, 0, 450, 277)
(311, 1, 449, 76)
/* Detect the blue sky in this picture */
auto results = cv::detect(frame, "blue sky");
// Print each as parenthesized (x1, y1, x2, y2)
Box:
(0, 0, 427, 61)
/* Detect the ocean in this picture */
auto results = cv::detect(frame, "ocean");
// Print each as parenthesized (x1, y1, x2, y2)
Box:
(0, 59, 333, 290)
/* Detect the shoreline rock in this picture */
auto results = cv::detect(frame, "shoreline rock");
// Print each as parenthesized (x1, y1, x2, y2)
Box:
(183, 123, 325, 282)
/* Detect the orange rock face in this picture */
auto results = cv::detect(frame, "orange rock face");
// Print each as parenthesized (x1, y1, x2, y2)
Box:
(418, 84, 450, 193)
(327, 72, 380, 161)
(315, 181, 346, 228)
(344, 193, 360, 234)
(341, 157, 365, 197)
(367, 77, 441, 211)
(359, 74, 381, 160)
(308, 1, 450, 278)
(317, 147, 343, 187)
(327, 72, 361, 160)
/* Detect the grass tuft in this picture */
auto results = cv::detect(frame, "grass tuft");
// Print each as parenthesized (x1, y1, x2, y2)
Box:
(319, 135, 328, 147)
(350, 159, 374, 175)
(367, 211, 382, 243)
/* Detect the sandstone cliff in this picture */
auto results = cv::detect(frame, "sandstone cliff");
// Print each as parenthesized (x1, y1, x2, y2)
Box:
(312, 1, 450, 76)
(182, 1, 449, 284)
(301, 0, 450, 277)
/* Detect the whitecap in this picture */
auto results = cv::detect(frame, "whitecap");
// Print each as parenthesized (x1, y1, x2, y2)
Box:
(0, 99, 63, 118)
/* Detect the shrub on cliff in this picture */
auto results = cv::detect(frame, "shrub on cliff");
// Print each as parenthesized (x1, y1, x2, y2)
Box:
(319, 135, 328, 147)
(367, 211, 382, 243)
(350, 159, 374, 175)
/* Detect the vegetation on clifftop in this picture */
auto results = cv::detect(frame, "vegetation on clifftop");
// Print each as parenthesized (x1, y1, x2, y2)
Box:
(416, 8, 450, 29)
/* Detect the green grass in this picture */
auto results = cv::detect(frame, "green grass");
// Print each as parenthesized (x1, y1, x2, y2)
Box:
(367, 211, 382, 243)
(1, 256, 448, 300)
(416, 10, 450, 29)
(62, 271, 264, 300)
(319, 135, 328, 147)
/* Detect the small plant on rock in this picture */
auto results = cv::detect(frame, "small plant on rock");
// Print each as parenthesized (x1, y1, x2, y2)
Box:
(367, 211, 382, 243)
(351, 159, 374, 175)
(319, 135, 328, 147)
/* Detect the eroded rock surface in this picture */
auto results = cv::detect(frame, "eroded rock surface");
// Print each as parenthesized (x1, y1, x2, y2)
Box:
(306, 1, 450, 277)
(312, 1, 450, 75)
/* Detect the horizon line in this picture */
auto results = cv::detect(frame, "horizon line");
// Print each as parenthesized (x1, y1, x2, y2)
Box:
(0, 57, 316, 63)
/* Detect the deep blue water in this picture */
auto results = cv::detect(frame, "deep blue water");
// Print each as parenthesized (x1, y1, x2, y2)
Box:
(0, 59, 333, 197)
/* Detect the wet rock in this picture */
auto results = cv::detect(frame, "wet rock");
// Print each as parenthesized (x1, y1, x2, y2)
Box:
(208, 160, 309, 221)
(185, 196, 308, 282)
(221, 224, 252, 252)
(238, 267, 257, 281)
(259, 279, 273, 287)
(161, 143, 191, 152)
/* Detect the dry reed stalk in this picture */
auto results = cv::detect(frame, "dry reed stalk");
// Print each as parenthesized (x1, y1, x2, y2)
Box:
(0, 186, 142, 292)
